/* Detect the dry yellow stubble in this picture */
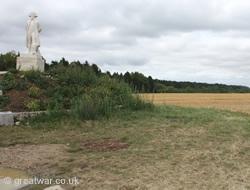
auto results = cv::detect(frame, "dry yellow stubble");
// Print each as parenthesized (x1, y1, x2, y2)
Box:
(141, 93, 250, 114)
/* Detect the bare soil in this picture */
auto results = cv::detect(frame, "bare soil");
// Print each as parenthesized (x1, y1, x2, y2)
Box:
(4, 89, 50, 112)
(5, 89, 30, 112)
(0, 144, 69, 178)
(0, 139, 130, 180)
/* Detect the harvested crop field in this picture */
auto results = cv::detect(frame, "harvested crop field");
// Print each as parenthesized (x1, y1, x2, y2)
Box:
(142, 93, 250, 114)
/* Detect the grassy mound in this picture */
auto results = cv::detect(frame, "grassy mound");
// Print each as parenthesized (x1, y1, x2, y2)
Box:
(0, 65, 153, 120)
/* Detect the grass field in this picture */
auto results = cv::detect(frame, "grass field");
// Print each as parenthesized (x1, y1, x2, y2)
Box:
(0, 104, 249, 189)
(142, 93, 250, 114)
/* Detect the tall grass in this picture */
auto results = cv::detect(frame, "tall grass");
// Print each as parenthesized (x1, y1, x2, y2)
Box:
(70, 76, 154, 121)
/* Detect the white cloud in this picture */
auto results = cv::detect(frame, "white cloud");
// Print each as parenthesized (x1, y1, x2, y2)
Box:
(1, 0, 250, 86)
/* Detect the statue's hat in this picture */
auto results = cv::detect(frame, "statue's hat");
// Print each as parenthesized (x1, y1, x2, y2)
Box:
(29, 12, 38, 17)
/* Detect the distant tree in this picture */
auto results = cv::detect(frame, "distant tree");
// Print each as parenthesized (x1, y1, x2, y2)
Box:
(183, 86, 194, 93)
(0, 50, 17, 71)
(124, 72, 132, 84)
(112, 72, 119, 79)
(59, 57, 69, 67)
(106, 71, 111, 77)
(45, 62, 50, 71)
(131, 72, 150, 92)
(91, 64, 101, 76)
(50, 60, 59, 67)
(148, 76, 155, 92)
(70, 61, 81, 67)
(155, 83, 167, 93)
(165, 86, 179, 93)
(82, 61, 91, 70)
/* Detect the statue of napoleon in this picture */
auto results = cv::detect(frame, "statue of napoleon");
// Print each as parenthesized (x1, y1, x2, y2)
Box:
(26, 12, 42, 56)
(16, 12, 44, 72)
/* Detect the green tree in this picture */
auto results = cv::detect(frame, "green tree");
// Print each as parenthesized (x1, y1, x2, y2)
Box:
(91, 64, 101, 76)
(131, 72, 150, 92)
(70, 61, 81, 67)
(124, 72, 132, 84)
(59, 57, 69, 67)
(106, 71, 111, 77)
(0, 51, 17, 71)
(155, 83, 167, 93)
(148, 76, 155, 92)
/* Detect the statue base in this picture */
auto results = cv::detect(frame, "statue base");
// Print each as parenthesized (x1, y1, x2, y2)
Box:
(16, 54, 44, 72)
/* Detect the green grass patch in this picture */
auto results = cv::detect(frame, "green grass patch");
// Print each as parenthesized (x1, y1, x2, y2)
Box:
(0, 105, 249, 189)
(65, 148, 83, 153)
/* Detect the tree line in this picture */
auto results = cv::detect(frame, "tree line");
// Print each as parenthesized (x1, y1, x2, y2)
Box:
(154, 79, 250, 93)
(1, 51, 250, 93)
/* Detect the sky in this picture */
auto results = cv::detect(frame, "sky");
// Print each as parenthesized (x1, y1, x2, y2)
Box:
(1, 0, 250, 87)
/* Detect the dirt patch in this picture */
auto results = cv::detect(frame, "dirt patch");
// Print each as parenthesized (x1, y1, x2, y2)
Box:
(0, 144, 70, 178)
(81, 139, 130, 152)
(4, 89, 50, 112)
(5, 89, 29, 112)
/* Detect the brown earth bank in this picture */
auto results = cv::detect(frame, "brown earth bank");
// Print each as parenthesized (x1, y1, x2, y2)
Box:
(4, 89, 50, 112)
(4, 89, 30, 112)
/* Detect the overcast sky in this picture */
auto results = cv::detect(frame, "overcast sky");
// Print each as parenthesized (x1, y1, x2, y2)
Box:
(1, 0, 250, 86)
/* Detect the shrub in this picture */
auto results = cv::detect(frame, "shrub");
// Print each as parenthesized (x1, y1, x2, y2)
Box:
(68, 84, 86, 98)
(23, 70, 41, 81)
(16, 80, 30, 90)
(43, 87, 55, 97)
(95, 76, 154, 111)
(47, 94, 68, 110)
(25, 99, 41, 111)
(70, 76, 154, 121)
(0, 95, 10, 111)
(2, 70, 30, 91)
(1, 73, 18, 92)
(8, 68, 19, 74)
(28, 86, 41, 98)
(24, 70, 50, 89)
(49, 64, 98, 87)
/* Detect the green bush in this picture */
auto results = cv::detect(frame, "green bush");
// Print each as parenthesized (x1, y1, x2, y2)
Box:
(23, 70, 41, 81)
(49, 64, 98, 87)
(8, 68, 19, 74)
(28, 86, 41, 98)
(16, 80, 30, 90)
(0, 95, 10, 111)
(70, 76, 154, 121)
(68, 84, 86, 98)
(1, 73, 18, 92)
(47, 93, 69, 110)
(25, 100, 41, 111)
(0, 51, 17, 71)
(24, 70, 50, 89)
(43, 88, 54, 97)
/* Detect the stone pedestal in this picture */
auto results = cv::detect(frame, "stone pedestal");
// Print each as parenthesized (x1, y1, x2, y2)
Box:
(0, 112, 14, 126)
(16, 54, 44, 72)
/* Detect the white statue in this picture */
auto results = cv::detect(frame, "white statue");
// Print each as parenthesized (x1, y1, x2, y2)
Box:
(26, 12, 42, 56)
